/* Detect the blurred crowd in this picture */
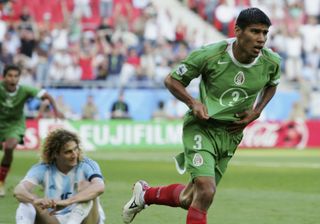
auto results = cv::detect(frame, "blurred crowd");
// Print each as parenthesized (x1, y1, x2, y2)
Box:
(1, 0, 319, 90)
(186, 0, 320, 120)
(0, 0, 200, 89)
(0, 0, 319, 120)
(187, 0, 320, 90)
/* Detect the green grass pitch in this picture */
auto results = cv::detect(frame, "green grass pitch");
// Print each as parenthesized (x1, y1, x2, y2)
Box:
(0, 149, 319, 224)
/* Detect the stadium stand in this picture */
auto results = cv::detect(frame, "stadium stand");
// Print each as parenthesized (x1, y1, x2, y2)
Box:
(0, 0, 319, 120)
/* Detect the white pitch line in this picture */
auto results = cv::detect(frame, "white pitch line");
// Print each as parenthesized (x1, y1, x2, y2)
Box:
(230, 161, 320, 169)
(88, 153, 320, 169)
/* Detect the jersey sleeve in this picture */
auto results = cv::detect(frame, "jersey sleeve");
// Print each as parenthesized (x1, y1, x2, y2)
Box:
(23, 85, 46, 98)
(22, 163, 47, 186)
(265, 51, 281, 86)
(82, 158, 104, 181)
(170, 47, 207, 86)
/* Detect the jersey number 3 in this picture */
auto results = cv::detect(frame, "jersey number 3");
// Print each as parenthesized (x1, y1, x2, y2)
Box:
(193, 134, 202, 150)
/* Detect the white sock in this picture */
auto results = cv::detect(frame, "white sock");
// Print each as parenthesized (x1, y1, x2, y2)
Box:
(16, 203, 36, 224)
(66, 201, 93, 224)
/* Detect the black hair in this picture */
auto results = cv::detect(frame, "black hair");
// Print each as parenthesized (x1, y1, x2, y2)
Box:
(236, 7, 271, 29)
(3, 64, 21, 77)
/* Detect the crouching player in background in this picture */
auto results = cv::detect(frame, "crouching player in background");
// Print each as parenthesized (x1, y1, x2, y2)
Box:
(0, 64, 64, 196)
(14, 129, 106, 224)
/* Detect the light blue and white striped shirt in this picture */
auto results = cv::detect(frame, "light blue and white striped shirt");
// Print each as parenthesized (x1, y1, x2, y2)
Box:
(23, 157, 104, 214)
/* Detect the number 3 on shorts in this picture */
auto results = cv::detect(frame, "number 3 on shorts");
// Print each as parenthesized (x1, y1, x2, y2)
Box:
(193, 134, 202, 150)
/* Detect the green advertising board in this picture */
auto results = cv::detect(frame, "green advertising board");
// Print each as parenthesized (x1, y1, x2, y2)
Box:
(39, 119, 184, 150)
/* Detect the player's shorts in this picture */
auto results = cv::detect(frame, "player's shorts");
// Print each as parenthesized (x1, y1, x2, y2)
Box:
(0, 122, 25, 144)
(174, 113, 243, 185)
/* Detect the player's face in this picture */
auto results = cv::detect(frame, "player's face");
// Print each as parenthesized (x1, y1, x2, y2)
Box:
(55, 141, 79, 173)
(235, 23, 269, 63)
(3, 69, 21, 92)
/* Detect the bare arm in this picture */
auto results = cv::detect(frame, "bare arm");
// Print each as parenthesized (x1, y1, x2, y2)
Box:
(253, 85, 277, 115)
(14, 181, 57, 211)
(230, 85, 277, 132)
(55, 178, 105, 207)
(14, 181, 38, 203)
(164, 75, 209, 120)
(41, 92, 64, 119)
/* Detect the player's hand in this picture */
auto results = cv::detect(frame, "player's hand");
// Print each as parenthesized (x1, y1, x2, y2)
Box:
(49, 199, 70, 215)
(33, 198, 56, 210)
(228, 110, 260, 133)
(190, 100, 209, 120)
(234, 109, 261, 124)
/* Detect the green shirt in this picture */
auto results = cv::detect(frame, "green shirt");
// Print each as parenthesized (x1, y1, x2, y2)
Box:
(0, 81, 45, 128)
(171, 38, 281, 121)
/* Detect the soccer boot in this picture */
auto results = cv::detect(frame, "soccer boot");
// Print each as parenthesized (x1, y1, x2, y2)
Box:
(0, 181, 5, 197)
(122, 180, 149, 223)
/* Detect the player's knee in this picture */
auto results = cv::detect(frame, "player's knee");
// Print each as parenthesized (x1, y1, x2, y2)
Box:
(194, 178, 216, 206)
(197, 187, 215, 206)
(78, 200, 94, 211)
(180, 194, 193, 209)
(69, 200, 94, 222)
(82, 199, 101, 224)
(4, 141, 17, 152)
(4, 138, 18, 150)
(16, 203, 36, 224)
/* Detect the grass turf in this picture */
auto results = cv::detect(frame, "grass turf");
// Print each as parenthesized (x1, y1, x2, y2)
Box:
(0, 149, 319, 224)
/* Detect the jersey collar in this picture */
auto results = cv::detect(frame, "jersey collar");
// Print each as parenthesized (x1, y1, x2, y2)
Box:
(226, 38, 261, 68)
(4, 83, 20, 96)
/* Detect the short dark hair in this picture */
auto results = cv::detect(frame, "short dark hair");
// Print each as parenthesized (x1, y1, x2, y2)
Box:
(3, 64, 21, 77)
(236, 7, 271, 29)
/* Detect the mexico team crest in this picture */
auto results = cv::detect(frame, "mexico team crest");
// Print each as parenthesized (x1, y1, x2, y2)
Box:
(5, 98, 13, 107)
(193, 153, 203, 167)
(234, 71, 245, 85)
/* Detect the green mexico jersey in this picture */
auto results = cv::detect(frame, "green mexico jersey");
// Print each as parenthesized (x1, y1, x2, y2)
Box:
(171, 38, 281, 121)
(0, 81, 45, 128)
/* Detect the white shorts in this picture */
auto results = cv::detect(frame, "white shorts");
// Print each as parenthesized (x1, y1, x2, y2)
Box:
(55, 199, 105, 224)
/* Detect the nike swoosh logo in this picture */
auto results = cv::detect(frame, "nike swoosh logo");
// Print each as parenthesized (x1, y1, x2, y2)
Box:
(218, 60, 228, 64)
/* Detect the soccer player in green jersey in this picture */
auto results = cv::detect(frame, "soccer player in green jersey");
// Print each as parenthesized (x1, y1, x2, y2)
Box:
(0, 64, 64, 196)
(122, 7, 281, 224)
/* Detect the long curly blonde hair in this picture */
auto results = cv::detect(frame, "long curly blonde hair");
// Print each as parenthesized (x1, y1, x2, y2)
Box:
(41, 129, 83, 164)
